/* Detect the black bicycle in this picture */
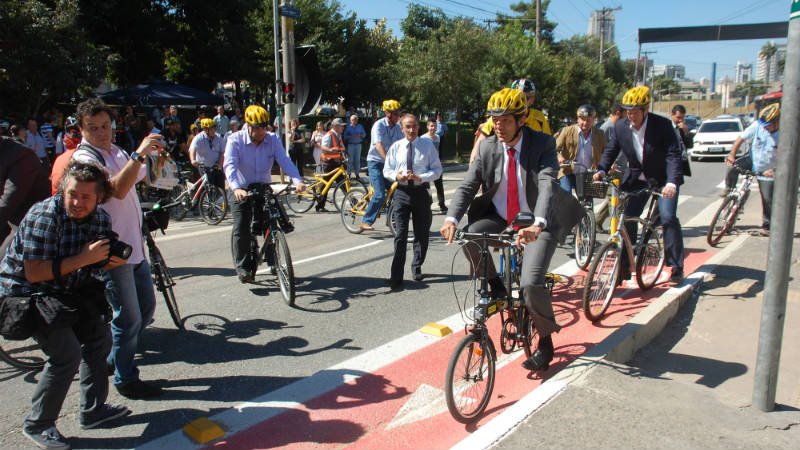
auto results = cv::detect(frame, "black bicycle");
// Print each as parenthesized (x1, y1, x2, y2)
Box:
(142, 203, 183, 329)
(243, 183, 297, 306)
(0, 334, 45, 371)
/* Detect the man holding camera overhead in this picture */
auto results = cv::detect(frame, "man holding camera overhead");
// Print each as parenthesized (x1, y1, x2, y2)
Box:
(72, 98, 166, 399)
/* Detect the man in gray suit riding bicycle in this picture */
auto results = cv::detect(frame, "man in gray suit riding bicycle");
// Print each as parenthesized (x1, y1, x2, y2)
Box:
(441, 88, 582, 372)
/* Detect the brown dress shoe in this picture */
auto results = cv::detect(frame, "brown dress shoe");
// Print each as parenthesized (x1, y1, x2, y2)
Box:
(359, 222, 374, 231)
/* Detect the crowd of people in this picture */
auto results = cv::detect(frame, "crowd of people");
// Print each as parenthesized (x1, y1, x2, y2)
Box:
(0, 77, 783, 449)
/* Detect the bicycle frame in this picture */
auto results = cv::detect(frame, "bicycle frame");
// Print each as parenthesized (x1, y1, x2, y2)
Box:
(606, 179, 661, 274)
(311, 163, 351, 197)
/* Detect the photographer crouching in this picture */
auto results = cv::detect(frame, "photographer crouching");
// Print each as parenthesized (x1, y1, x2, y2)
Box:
(0, 160, 131, 450)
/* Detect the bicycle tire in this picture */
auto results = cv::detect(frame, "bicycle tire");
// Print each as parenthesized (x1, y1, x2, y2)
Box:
(285, 181, 317, 213)
(706, 196, 736, 247)
(199, 185, 228, 225)
(270, 230, 296, 306)
(150, 246, 183, 329)
(520, 307, 539, 358)
(386, 201, 398, 237)
(0, 338, 45, 371)
(168, 184, 189, 221)
(499, 316, 517, 354)
(331, 179, 367, 212)
(582, 240, 621, 322)
(573, 210, 596, 270)
(444, 334, 496, 424)
(635, 220, 665, 290)
(340, 189, 368, 234)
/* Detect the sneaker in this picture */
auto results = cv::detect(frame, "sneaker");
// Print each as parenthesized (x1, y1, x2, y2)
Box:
(23, 427, 70, 450)
(80, 404, 131, 430)
(116, 379, 163, 399)
(238, 272, 254, 284)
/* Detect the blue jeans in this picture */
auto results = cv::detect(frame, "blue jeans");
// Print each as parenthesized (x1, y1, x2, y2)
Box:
(363, 160, 387, 226)
(559, 174, 576, 194)
(105, 261, 157, 385)
(346, 143, 362, 177)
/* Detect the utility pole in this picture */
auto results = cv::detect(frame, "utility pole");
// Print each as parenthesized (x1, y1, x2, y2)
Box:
(752, 0, 800, 412)
(535, 0, 542, 47)
(272, 0, 282, 118)
(280, 0, 299, 146)
(640, 50, 657, 86)
(596, 6, 622, 65)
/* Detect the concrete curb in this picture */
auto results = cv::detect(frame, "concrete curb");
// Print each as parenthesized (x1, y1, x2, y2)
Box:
(456, 234, 751, 450)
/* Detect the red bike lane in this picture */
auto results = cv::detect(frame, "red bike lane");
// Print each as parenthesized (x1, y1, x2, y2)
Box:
(201, 251, 711, 450)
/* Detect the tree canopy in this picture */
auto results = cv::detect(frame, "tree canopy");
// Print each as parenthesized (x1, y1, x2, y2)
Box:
(2, 0, 639, 130)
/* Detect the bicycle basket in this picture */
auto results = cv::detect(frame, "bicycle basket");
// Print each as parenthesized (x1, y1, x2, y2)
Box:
(575, 172, 607, 199)
(145, 207, 170, 231)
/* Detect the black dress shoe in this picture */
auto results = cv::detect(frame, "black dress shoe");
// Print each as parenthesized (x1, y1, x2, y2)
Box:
(413, 272, 424, 282)
(522, 348, 554, 371)
(669, 269, 684, 283)
(385, 279, 403, 290)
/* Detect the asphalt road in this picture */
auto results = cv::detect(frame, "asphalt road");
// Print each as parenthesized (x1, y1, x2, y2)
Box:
(0, 160, 730, 449)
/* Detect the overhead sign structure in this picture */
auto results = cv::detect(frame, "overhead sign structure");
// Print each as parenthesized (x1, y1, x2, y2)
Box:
(638, 21, 789, 43)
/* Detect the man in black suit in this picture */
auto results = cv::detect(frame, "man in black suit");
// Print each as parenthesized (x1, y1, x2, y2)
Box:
(441, 88, 583, 372)
(593, 86, 685, 281)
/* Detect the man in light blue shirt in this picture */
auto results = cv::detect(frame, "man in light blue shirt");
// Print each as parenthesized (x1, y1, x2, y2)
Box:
(361, 99, 403, 231)
(343, 115, 366, 178)
(383, 113, 442, 289)
(224, 105, 305, 283)
(25, 118, 47, 164)
(213, 106, 230, 135)
(726, 103, 780, 235)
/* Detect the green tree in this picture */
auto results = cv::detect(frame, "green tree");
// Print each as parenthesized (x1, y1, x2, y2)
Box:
(496, 0, 557, 44)
(759, 41, 777, 82)
(0, 0, 107, 118)
(400, 3, 448, 40)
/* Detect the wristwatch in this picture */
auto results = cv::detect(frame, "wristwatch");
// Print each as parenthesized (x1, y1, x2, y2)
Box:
(130, 152, 146, 164)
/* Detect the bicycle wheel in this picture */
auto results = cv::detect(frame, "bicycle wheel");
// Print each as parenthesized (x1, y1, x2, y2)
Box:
(582, 240, 621, 322)
(706, 196, 736, 247)
(0, 337, 45, 371)
(331, 179, 367, 212)
(499, 315, 517, 354)
(635, 221, 665, 290)
(285, 182, 317, 213)
(340, 189, 368, 234)
(199, 185, 228, 225)
(386, 201, 398, 237)
(151, 246, 183, 329)
(444, 334, 495, 424)
(168, 184, 189, 221)
(520, 307, 539, 358)
(573, 210, 596, 270)
(270, 230, 296, 306)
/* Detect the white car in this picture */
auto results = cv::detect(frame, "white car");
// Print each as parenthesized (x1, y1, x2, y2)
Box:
(690, 116, 746, 161)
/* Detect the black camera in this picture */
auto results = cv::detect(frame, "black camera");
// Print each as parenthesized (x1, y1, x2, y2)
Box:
(96, 233, 133, 260)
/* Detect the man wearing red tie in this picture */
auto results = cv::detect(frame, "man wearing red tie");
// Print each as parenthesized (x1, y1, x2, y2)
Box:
(441, 88, 582, 372)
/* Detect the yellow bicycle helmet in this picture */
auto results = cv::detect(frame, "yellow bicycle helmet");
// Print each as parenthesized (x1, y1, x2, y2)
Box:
(199, 118, 215, 129)
(382, 99, 401, 112)
(759, 103, 780, 124)
(486, 88, 528, 118)
(244, 105, 270, 127)
(621, 86, 651, 110)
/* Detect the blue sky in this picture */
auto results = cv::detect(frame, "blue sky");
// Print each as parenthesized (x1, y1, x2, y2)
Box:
(339, 0, 790, 81)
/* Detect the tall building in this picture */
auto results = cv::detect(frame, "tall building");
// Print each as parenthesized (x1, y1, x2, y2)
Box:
(651, 64, 686, 79)
(756, 41, 786, 82)
(735, 61, 752, 84)
(588, 10, 615, 44)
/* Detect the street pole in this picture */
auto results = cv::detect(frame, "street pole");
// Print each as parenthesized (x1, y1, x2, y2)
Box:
(272, 0, 282, 122)
(535, 0, 541, 47)
(281, 0, 298, 147)
(752, 0, 800, 412)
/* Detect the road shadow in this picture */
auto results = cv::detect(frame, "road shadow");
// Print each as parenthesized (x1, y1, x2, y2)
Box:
(169, 266, 237, 278)
(136, 314, 361, 369)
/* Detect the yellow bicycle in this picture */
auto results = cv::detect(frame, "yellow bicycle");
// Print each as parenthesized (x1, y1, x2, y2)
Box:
(284, 154, 367, 213)
(340, 181, 398, 235)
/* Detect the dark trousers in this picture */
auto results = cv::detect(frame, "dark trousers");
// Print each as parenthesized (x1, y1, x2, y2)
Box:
(230, 193, 274, 275)
(289, 147, 305, 177)
(623, 183, 684, 271)
(434, 175, 446, 208)
(463, 212, 561, 336)
(757, 178, 774, 229)
(25, 318, 111, 432)
(390, 186, 432, 282)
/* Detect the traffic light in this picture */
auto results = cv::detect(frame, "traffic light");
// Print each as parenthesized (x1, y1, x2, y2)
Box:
(283, 83, 295, 104)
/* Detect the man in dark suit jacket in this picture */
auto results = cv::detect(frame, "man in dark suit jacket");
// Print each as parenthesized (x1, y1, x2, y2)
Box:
(594, 86, 685, 281)
(441, 88, 583, 372)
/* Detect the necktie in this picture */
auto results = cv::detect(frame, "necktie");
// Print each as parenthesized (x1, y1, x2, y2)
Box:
(406, 142, 414, 186)
(506, 148, 520, 225)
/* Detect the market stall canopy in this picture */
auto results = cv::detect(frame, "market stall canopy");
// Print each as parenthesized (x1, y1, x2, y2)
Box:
(99, 81, 223, 106)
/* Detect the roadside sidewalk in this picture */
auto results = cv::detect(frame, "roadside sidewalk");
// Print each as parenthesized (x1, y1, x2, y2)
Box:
(490, 202, 800, 449)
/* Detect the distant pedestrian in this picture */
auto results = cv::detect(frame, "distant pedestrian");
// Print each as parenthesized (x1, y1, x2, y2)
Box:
(214, 105, 230, 135)
(343, 114, 366, 178)
(25, 118, 48, 165)
(288, 118, 306, 176)
(420, 118, 447, 213)
(310, 121, 326, 167)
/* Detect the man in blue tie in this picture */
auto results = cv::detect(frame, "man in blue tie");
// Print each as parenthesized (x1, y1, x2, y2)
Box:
(383, 114, 442, 290)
